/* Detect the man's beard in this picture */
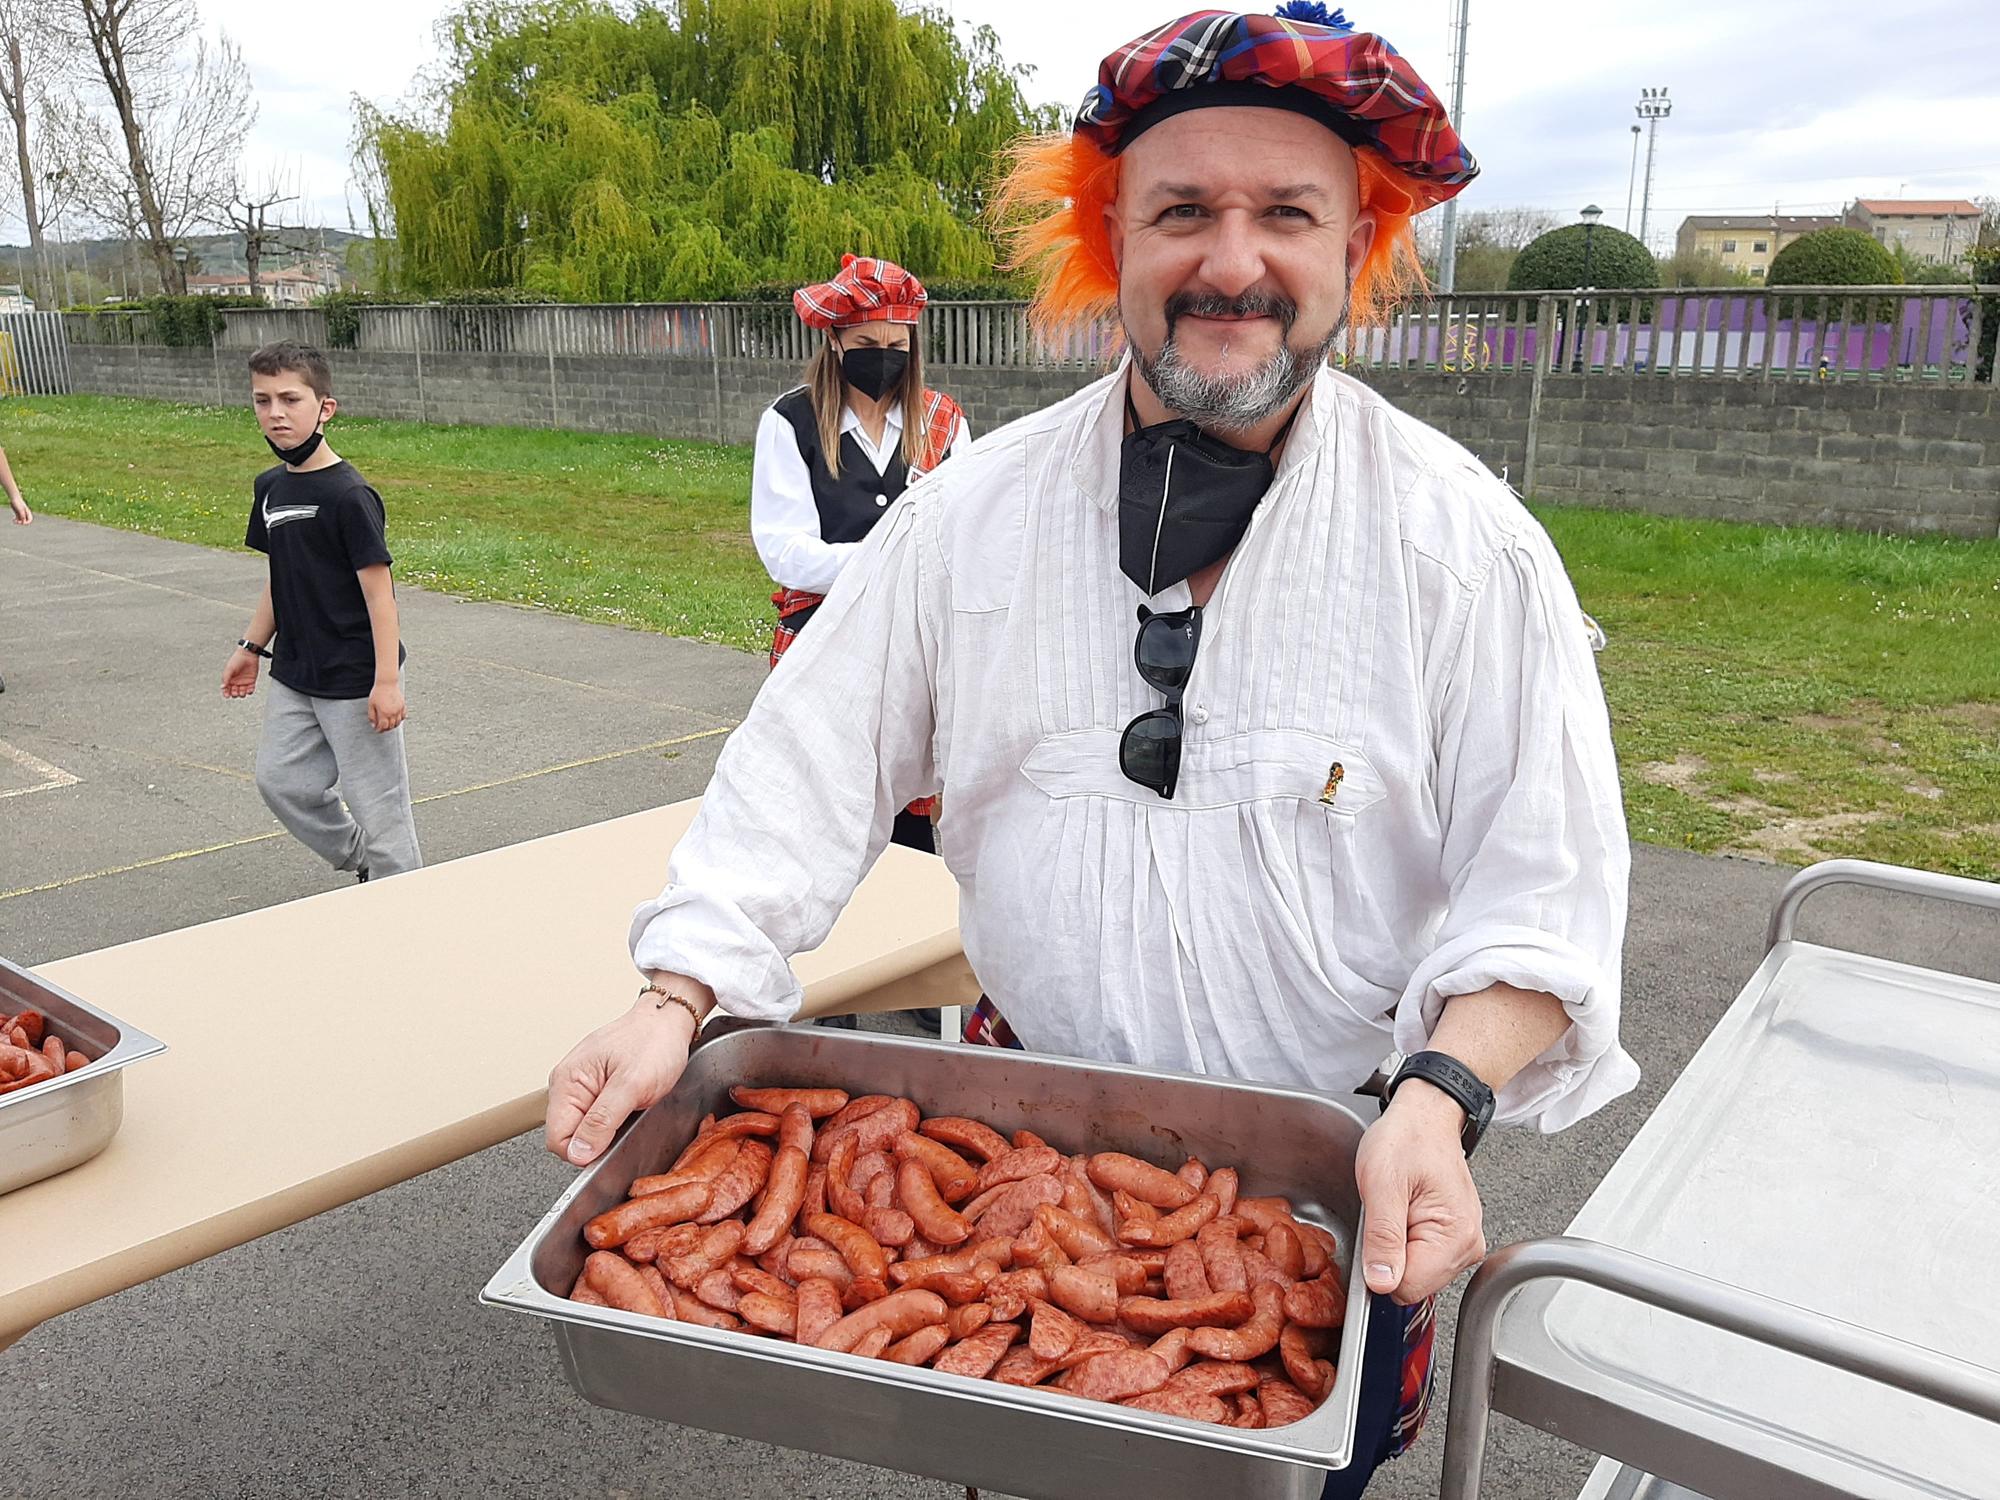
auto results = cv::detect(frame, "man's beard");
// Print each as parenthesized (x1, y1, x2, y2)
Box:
(1131, 287, 1349, 436)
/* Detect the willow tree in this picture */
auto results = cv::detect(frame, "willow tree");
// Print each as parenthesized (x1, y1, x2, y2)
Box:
(357, 0, 1057, 299)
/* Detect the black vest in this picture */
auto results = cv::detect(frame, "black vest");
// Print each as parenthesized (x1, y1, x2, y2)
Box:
(773, 388, 911, 546)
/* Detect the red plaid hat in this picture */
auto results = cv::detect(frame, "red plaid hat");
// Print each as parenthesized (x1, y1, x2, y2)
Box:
(1075, 6, 1477, 209)
(793, 254, 929, 330)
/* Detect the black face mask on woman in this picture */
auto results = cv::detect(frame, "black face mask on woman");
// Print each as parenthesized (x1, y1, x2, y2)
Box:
(840, 346, 909, 401)
(1117, 387, 1300, 596)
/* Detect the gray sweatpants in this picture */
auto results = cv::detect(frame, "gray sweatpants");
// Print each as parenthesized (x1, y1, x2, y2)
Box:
(255, 678, 422, 878)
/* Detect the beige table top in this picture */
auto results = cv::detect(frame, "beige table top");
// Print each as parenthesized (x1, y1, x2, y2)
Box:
(1, 799, 973, 1348)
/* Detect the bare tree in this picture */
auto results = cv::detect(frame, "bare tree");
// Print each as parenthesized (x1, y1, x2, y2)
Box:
(72, 0, 252, 292)
(0, 0, 68, 304)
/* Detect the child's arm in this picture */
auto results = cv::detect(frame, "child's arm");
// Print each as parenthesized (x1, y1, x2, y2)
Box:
(0, 445, 29, 524)
(357, 563, 405, 733)
(223, 582, 277, 698)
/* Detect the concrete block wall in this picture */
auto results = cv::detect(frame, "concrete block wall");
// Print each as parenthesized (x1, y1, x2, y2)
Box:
(62, 344, 1998, 539)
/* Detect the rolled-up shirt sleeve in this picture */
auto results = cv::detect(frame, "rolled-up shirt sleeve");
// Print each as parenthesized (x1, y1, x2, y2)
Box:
(629, 495, 942, 1019)
(1394, 527, 1637, 1132)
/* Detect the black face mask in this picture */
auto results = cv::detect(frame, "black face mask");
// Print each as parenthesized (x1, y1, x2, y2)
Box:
(265, 414, 327, 467)
(1117, 387, 1299, 596)
(839, 346, 909, 401)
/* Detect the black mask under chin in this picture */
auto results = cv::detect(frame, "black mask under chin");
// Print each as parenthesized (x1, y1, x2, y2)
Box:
(1117, 387, 1299, 596)
(839, 346, 909, 401)
(266, 425, 325, 466)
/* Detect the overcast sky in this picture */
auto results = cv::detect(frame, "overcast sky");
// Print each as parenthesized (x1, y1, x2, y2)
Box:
(32, 0, 2000, 249)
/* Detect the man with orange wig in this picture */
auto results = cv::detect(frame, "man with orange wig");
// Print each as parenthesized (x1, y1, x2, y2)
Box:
(549, 8, 1633, 1487)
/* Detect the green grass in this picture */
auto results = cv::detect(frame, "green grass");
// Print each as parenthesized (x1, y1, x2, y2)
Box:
(7, 394, 1998, 876)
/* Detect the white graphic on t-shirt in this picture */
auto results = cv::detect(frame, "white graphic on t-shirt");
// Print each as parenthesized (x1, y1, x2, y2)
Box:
(263, 498, 319, 528)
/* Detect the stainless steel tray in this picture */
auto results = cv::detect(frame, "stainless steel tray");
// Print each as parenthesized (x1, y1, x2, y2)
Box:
(484, 1023, 1374, 1500)
(1443, 859, 2000, 1500)
(1, 955, 168, 1195)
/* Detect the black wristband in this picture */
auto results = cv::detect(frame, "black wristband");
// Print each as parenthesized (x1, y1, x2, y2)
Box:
(237, 637, 272, 659)
(1382, 1050, 1496, 1157)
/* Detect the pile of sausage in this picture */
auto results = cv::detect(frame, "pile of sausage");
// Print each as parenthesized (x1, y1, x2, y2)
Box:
(1, 1010, 92, 1098)
(570, 1086, 1346, 1429)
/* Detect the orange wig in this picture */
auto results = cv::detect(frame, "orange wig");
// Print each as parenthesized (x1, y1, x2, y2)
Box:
(992, 131, 1425, 337)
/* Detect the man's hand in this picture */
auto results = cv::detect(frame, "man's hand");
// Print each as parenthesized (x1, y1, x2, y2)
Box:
(368, 678, 406, 732)
(8, 494, 29, 525)
(546, 992, 703, 1166)
(1354, 1080, 1487, 1304)
(222, 646, 261, 699)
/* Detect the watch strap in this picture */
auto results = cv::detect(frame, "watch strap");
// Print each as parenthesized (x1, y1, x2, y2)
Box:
(238, 638, 273, 659)
(1383, 1049, 1495, 1156)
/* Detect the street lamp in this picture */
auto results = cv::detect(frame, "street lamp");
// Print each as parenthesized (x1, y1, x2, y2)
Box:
(1574, 205, 1604, 372)
(1635, 87, 1674, 247)
(171, 243, 190, 296)
(1624, 125, 1642, 231)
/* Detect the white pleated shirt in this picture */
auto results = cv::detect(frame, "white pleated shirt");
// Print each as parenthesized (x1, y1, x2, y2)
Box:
(635, 365, 1637, 1132)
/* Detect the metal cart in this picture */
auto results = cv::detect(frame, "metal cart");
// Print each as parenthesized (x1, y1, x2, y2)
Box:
(1440, 859, 2000, 1500)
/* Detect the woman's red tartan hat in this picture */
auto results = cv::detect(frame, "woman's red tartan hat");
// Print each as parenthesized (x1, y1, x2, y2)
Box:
(793, 254, 929, 330)
(1074, 5, 1478, 210)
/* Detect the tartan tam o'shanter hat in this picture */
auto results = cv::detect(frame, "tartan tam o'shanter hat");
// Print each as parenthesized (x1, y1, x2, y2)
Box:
(1074, 4, 1478, 210)
(793, 254, 929, 330)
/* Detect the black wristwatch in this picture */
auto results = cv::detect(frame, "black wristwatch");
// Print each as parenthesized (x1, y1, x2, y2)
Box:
(237, 637, 273, 659)
(1381, 1050, 1495, 1157)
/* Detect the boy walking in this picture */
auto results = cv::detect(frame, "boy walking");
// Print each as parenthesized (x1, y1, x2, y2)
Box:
(222, 342, 420, 880)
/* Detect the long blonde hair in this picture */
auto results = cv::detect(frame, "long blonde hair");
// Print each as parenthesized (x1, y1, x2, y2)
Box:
(805, 327, 927, 478)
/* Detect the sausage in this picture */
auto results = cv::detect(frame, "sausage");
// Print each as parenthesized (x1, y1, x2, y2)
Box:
(804, 1211, 891, 1284)
(894, 1132, 981, 1202)
(1077, 1254, 1150, 1296)
(731, 1264, 795, 1301)
(1257, 1375, 1316, 1427)
(932, 1320, 1021, 1379)
(671, 1111, 780, 1170)
(947, 1302, 993, 1341)
(993, 1344, 1065, 1386)
(892, 1243, 1011, 1286)
(1201, 1166, 1239, 1217)
(570, 1283, 608, 1308)
(794, 1276, 844, 1346)
(1177, 1158, 1209, 1192)
(1061, 1349, 1171, 1403)
(920, 1115, 1012, 1163)
(825, 1133, 870, 1222)
(1120, 1193, 1220, 1248)
(584, 1181, 712, 1250)
(1009, 1213, 1070, 1272)
(984, 1268, 1049, 1321)
(583, 1250, 670, 1319)
(865, 1172, 896, 1210)
(1231, 1391, 1267, 1429)
(883, 1323, 952, 1366)
(668, 1285, 744, 1330)
(624, 1221, 704, 1265)
(64, 1050, 88, 1072)
(1051, 1328, 1135, 1371)
(850, 1326, 896, 1359)
(1263, 1219, 1306, 1281)
(1240, 1245, 1294, 1293)
(1161, 1360, 1260, 1397)
(1186, 1283, 1286, 1361)
(662, 1221, 747, 1290)
(1012, 1129, 1050, 1150)
(738, 1291, 797, 1336)
(972, 1175, 1065, 1238)
(1121, 1389, 1230, 1423)
(862, 1207, 915, 1248)
(1028, 1297, 1086, 1360)
(632, 1135, 741, 1197)
(787, 1246, 853, 1289)
(1117, 1291, 1255, 1335)
(1163, 1240, 1213, 1301)
(815, 1288, 950, 1353)
(697, 1140, 774, 1223)
(1197, 1221, 1248, 1293)
(693, 1268, 743, 1314)
(1087, 1152, 1197, 1209)
(798, 1163, 829, 1233)
(973, 1145, 1064, 1193)
(728, 1086, 849, 1118)
(1112, 1191, 1159, 1232)
(1282, 1272, 1345, 1329)
(1061, 1155, 1119, 1238)
(895, 1159, 973, 1246)
(641, 1264, 679, 1312)
(1035, 1203, 1119, 1260)
(742, 1139, 810, 1254)
(1280, 1322, 1336, 1401)
(1148, 1326, 1194, 1375)
(1298, 1223, 1337, 1279)
(1232, 1196, 1296, 1233)
(811, 1097, 920, 1164)
(1046, 1265, 1120, 1324)
(899, 1270, 997, 1305)
(7, 1010, 45, 1045)
(821, 1093, 895, 1132)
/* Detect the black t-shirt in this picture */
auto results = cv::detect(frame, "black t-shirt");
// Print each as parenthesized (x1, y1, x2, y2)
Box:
(245, 461, 405, 699)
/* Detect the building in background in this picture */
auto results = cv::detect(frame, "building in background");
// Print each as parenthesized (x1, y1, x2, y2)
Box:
(1843, 200, 1982, 266)
(186, 262, 341, 306)
(1674, 214, 1839, 278)
(0, 284, 33, 313)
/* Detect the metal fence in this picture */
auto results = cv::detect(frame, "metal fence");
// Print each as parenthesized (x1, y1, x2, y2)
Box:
(49, 287, 2000, 384)
(0, 311, 72, 394)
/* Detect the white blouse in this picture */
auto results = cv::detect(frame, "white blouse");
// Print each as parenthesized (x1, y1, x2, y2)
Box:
(750, 397, 970, 594)
(639, 365, 1637, 1132)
